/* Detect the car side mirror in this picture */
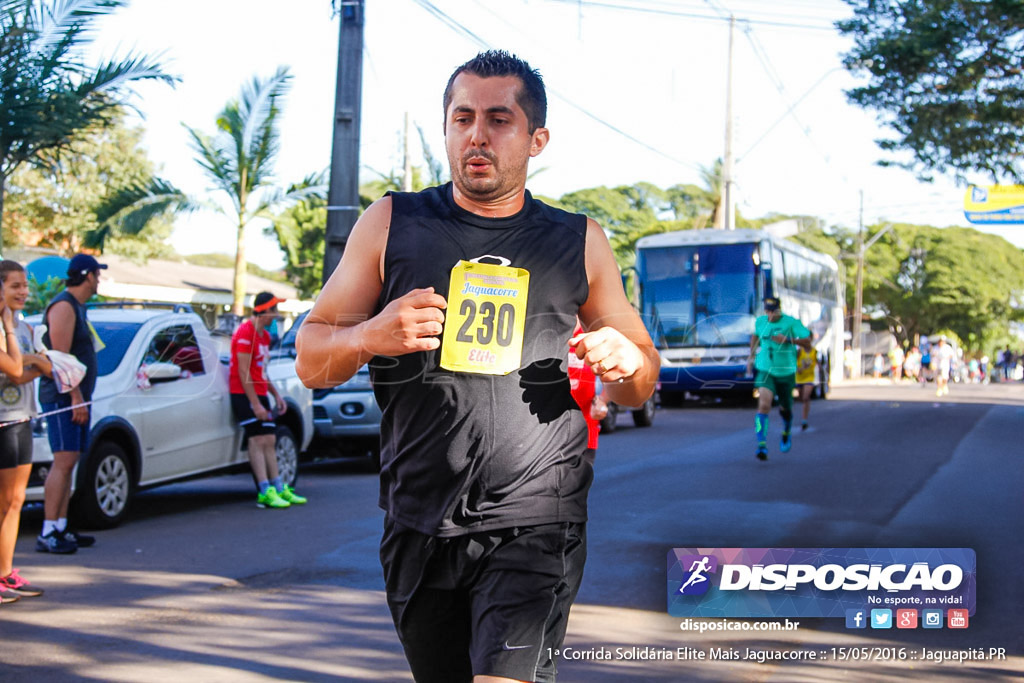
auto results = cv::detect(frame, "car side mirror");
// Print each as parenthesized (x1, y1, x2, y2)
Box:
(144, 362, 183, 383)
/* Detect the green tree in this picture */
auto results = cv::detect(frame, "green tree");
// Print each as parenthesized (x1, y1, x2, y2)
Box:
(184, 68, 325, 313)
(804, 221, 1024, 353)
(267, 196, 325, 299)
(838, 0, 1024, 181)
(2, 111, 178, 260)
(0, 0, 177, 239)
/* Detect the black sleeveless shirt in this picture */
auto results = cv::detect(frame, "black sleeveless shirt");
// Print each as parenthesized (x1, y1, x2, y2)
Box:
(371, 183, 592, 536)
(39, 290, 98, 403)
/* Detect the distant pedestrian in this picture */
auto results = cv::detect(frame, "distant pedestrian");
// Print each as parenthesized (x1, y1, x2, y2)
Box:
(795, 345, 816, 431)
(889, 346, 904, 382)
(872, 353, 884, 379)
(229, 292, 306, 509)
(933, 336, 955, 397)
(903, 346, 921, 382)
(747, 297, 812, 460)
(37, 254, 104, 554)
(0, 261, 50, 600)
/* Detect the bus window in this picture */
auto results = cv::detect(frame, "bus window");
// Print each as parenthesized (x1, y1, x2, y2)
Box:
(694, 243, 758, 346)
(637, 247, 695, 346)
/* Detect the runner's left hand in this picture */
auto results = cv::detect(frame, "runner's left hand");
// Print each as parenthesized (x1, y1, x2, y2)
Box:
(569, 327, 643, 383)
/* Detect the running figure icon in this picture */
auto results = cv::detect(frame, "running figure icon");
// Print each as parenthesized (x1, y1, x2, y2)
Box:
(678, 556, 712, 593)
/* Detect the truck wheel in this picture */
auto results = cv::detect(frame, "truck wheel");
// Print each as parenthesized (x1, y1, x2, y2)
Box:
(74, 442, 132, 529)
(275, 424, 300, 488)
(632, 396, 656, 427)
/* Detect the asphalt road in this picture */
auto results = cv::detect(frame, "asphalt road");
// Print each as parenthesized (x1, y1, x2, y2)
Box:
(1, 379, 1022, 682)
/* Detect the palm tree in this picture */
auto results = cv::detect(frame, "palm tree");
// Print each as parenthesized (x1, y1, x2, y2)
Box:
(185, 67, 324, 313)
(0, 0, 177, 238)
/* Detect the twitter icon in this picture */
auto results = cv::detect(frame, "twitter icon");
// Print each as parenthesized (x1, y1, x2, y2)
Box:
(870, 609, 892, 629)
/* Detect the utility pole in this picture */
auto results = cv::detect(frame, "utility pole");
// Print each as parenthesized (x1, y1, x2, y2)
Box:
(402, 112, 413, 192)
(720, 14, 736, 230)
(852, 190, 865, 377)
(323, 0, 365, 284)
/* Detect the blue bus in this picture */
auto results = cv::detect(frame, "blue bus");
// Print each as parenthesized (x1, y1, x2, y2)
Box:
(631, 229, 844, 402)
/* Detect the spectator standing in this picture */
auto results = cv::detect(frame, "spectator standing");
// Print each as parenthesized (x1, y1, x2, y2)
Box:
(36, 254, 104, 554)
(889, 345, 904, 381)
(0, 261, 50, 598)
(933, 336, 956, 396)
(903, 346, 921, 382)
(872, 352, 884, 379)
(229, 292, 306, 509)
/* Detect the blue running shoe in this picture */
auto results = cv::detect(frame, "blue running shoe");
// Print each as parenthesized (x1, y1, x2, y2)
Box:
(780, 431, 792, 453)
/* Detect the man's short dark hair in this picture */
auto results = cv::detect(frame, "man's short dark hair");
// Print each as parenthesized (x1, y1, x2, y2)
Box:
(442, 50, 547, 133)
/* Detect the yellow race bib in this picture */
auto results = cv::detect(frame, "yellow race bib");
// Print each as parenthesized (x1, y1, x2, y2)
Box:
(440, 259, 529, 375)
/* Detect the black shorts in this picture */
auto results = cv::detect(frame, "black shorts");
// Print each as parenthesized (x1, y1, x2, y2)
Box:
(381, 518, 587, 683)
(0, 421, 32, 469)
(230, 394, 276, 438)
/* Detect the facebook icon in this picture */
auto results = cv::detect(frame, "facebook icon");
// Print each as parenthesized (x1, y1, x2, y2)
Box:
(845, 609, 866, 629)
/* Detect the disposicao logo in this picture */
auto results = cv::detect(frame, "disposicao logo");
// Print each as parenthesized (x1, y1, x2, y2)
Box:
(667, 548, 976, 619)
(676, 555, 718, 596)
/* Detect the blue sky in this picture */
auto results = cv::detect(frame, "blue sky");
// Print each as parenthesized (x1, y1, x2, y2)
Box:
(90, 0, 1023, 268)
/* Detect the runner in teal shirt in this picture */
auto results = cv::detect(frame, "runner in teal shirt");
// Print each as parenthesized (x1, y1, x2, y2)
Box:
(746, 297, 811, 460)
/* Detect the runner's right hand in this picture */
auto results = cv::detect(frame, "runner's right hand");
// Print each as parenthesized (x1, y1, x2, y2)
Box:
(363, 287, 447, 356)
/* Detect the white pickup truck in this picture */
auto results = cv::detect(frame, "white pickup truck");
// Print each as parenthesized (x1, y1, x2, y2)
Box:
(25, 305, 313, 528)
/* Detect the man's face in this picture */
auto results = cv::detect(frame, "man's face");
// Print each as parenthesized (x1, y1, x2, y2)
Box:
(765, 307, 781, 322)
(444, 73, 549, 204)
(86, 270, 101, 297)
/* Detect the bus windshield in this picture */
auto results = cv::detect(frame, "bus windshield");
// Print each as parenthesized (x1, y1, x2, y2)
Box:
(638, 242, 758, 348)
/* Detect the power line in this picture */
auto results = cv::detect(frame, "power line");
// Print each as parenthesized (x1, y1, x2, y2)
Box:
(545, 0, 838, 32)
(411, 0, 704, 173)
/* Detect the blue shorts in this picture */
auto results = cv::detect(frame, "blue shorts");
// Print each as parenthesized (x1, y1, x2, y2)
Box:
(41, 400, 91, 454)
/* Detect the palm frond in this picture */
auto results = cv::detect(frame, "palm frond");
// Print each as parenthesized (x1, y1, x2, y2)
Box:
(78, 52, 179, 94)
(87, 176, 197, 249)
(29, 0, 126, 58)
(248, 171, 327, 219)
(238, 67, 290, 181)
(183, 123, 240, 205)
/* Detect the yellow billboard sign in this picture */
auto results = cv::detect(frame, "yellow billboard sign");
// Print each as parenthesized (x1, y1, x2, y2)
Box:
(964, 185, 1024, 224)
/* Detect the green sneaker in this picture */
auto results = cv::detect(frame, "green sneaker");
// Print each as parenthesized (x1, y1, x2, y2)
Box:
(257, 487, 291, 509)
(279, 485, 307, 505)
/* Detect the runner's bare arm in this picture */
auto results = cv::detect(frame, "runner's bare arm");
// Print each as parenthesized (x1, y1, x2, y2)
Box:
(295, 197, 447, 389)
(574, 218, 659, 408)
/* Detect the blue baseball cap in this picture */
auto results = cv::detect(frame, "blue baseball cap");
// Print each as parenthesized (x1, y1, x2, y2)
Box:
(67, 253, 108, 277)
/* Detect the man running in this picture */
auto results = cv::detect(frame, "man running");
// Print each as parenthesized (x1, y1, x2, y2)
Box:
(296, 50, 658, 683)
(746, 297, 812, 461)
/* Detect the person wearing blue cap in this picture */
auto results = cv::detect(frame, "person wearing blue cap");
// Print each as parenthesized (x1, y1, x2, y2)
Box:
(746, 297, 812, 461)
(36, 253, 107, 553)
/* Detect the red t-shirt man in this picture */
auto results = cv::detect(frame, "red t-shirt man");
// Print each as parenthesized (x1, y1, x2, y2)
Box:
(229, 319, 271, 396)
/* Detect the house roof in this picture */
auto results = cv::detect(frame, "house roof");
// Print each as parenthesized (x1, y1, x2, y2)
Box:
(3, 248, 306, 311)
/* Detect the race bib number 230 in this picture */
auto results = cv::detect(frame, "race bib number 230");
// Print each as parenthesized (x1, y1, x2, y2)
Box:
(440, 259, 529, 375)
